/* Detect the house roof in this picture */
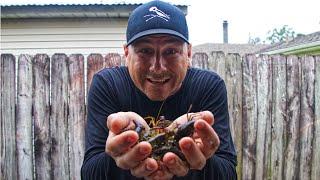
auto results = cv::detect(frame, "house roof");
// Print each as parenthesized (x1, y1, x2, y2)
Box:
(192, 43, 269, 56)
(1, 0, 188, 19)
(258, 31, 320, 55)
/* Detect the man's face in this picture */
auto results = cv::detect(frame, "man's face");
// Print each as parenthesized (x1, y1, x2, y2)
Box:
(124, 35, 192, 101)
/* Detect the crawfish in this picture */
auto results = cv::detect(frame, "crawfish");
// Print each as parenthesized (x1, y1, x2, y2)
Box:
(134, 114, 198, 161)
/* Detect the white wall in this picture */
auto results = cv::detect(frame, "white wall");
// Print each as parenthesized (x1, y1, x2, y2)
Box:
(1, 17, 127, 56)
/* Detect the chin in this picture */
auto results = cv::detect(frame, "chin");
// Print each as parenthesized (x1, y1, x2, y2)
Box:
(147, 94, 168, 101)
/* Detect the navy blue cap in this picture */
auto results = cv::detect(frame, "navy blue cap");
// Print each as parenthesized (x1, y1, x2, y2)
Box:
(126, 0, 189, 46)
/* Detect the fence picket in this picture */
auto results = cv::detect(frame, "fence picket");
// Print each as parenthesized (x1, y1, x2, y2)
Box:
(16, 54, 34, 179)
(68, 54, 85, 180)
(87, 54, 105, 92)
(105, 53, 122, 68)
(51, 54, 70, 180)
(270, 55, 287, 179)
(224, 53, 243, 178)
(255, 55, 272, 180)
(299, 56, 315, 180)
(284, 55, 300, 179)
(0, 54, 17, 180)
(312, 56, 320, 180)
(242, 54, 258, 180)
(192, 52, 209, 70)
(33, 54, 51, 179)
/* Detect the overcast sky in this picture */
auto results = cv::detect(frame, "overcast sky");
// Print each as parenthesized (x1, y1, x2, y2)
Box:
(2, 0, 320, 45)
(187, 0, 320, 45)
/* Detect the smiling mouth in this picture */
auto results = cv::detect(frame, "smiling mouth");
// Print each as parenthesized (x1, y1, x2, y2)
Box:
(147, 78, 170, 84)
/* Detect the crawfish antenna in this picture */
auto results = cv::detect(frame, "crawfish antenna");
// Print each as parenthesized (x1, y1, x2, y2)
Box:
(187, 104, 193, 120)
(155, 99, 167, 121)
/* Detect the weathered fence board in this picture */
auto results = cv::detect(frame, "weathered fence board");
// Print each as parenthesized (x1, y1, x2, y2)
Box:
(0, 54, 17, 180)
(68, 54, 85, 180)
(16, 54, 34, 179)
(87, 54, 105, 91)
(51, 54, 70, 179)
(255, 55, 272, 180)
(1, 53, 320, 180)
(299, 56, 315, 180)
(284, 55, 300, 179)
(242, 54, 258, 180)
(192, 53, 209, 70)
(312, 56, 320, 180)
(224, 53, 243, 178)
(33, 54, 51, 179)
(271, 55, 287, 179)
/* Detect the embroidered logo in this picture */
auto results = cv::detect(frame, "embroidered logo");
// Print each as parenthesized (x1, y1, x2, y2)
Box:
(144, 6, 170, 22)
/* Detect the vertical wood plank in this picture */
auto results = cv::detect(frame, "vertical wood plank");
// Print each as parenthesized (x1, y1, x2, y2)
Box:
(16, 54, 34, 179)
(33, 54, 51, 179)
(51, 54, 70, 180)
(299, 55, 315, 180)
(87, 54, 104, 92)
(68, 54, 85, 180)
(255, 55, 272, 180)
(192, 52, 209, 70)
(0, 54, 17, 180)
(105, 53, 121, 68)
(284, 55, 300, 179)
(209, 51, 226, 80)
(270, 55, 287, 179)
(210, 51, 226, 79)
(242, 54, 258, 180)
(312, 55, 320, 180)
(224, 53, 243, 179)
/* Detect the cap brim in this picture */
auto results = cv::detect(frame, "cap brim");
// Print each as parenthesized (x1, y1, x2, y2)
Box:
(127, 29, 189, 46)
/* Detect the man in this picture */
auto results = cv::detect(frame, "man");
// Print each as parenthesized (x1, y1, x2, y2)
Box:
(81, 0, 237, 179)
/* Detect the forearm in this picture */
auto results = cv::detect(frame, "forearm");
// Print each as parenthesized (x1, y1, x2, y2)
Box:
(207, 154, 237, 180)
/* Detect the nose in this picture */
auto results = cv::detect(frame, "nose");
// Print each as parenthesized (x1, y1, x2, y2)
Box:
(149, 53, 166, 73)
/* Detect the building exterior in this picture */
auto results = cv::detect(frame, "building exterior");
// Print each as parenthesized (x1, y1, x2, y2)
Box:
(1, 1, 188, 56)
(258, 31, 320, 55)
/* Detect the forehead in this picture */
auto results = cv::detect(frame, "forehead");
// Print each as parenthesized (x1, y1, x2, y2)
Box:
(132, 34, 185, 45)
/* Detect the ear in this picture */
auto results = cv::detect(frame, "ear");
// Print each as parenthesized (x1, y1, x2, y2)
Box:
(123, 44, 129, 66)
(187, 43, 192, 66)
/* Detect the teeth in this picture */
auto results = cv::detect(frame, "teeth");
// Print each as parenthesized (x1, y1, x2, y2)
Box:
(149, 79, 167, 83)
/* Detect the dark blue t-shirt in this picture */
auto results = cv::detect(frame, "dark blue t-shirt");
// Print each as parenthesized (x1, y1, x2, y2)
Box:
(81, 66, 237, 179)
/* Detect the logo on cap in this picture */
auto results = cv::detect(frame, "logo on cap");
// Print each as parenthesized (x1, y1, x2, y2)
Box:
(143, 6, 170, 22)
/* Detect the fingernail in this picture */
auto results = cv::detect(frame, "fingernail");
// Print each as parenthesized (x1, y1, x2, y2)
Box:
(126, 136, 136, 143)
(146, 163, 154, 171)
(196, 121, 205, 130)
(139, 146, 150, 154)
(168, 158, 175, 165)
(183, 142, 191, 150)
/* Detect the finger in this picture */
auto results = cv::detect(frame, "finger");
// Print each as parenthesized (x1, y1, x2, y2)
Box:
(179, 137, 206, 170)
(115, 141, 152, 170)
(105, 130, 138, 157)
(130, 158, 158, 178)
(162, 152, 189, 177)
(146, 162, 174, 180)
(197, 111, 214, 125)
(194, 120, 220, 158)
(107, 112, 149, 134)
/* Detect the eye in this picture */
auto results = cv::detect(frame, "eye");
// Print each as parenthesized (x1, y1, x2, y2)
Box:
(137, 48, 154, 55)
(163, 48, 178, 56)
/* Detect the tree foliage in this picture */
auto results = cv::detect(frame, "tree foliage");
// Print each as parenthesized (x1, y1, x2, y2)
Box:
(266, 25, 296, 44)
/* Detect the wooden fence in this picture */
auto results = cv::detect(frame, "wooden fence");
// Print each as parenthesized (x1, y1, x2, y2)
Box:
(0, 52, 319, 180)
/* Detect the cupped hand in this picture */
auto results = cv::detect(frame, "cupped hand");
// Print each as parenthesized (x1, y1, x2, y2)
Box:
(162, 111, 220, 177)
(105, 112, 158, 178)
